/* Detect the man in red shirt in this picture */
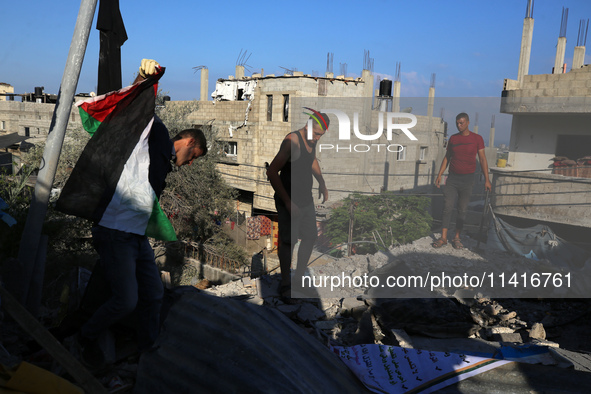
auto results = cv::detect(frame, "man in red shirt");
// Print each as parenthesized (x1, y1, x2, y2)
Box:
(433, 113, 491, 249)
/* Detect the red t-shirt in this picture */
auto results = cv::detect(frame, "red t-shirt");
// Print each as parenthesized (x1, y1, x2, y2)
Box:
(447, 132, 484, 175)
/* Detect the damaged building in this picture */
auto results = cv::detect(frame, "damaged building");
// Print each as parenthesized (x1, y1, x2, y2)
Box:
(176, 63, 447, 252)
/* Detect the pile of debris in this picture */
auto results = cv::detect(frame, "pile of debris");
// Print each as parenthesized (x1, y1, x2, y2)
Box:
(2, 234, 591, 393)
(203, 234, 591, 367)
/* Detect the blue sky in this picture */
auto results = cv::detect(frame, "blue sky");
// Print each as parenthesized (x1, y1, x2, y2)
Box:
(3, 0, 591, 145)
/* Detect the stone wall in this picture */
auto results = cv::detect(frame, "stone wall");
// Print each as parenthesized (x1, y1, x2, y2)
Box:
(502, 65, 591, 114)
(0, 101, 81, 138)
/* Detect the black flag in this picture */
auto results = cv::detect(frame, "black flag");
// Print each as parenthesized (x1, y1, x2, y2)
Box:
(96, 0, 128, 95)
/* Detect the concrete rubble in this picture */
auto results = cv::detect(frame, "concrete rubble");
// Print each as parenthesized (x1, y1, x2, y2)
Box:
(2, 234, 591, 392)
(202, 234, 591, 374)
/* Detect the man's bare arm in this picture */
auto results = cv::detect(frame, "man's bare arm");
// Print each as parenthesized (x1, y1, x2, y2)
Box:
(435, 155, 449, 188)
(478, 149, 492, 192)
(311, 158, 328, 202)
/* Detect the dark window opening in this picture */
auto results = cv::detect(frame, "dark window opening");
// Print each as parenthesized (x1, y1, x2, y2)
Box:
(267, 95, 273, 121)
(283, 94, 289, 122)
(224, 141, 238, 156)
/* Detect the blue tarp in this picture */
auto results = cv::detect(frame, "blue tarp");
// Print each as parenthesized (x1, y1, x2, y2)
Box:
(0, 197, 16, 227)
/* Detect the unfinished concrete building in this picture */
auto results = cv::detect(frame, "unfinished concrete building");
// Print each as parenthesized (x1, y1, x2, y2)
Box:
(496, 1, 591, 229)
(182, 64, 446, 219)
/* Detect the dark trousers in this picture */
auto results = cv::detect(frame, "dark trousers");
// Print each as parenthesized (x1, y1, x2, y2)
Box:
(81, 226, 163, 351)
(442, 173, 474, 233)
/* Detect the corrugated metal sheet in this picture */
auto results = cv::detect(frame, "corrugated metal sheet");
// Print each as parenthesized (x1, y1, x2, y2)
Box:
(134, 288, 369, 393)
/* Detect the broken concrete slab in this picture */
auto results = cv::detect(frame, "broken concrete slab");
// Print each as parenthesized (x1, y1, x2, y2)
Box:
(498, 311, 517, 321)
(492, 332, 523, 343)
(488, 326, 515, 335)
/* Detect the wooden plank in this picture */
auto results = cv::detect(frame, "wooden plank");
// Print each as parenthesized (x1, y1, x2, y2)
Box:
(0, 285, 108, 393)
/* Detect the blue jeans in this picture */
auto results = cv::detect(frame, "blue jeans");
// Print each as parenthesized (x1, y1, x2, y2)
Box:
(81, 226, 163, 351)
(442, 173, 474, 233)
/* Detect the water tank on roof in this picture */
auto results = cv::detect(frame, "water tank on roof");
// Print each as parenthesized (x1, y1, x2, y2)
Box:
(34, 86, 44, 97)
(379, 79, 392, 97)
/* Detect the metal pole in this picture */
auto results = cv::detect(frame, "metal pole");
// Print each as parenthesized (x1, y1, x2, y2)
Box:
(17, 0, 98, 311)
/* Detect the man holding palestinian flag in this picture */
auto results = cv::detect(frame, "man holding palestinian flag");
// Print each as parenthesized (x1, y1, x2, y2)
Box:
(56, 59, 207, 368)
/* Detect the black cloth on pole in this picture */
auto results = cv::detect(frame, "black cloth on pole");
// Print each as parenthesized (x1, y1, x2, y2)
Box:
(97, 0, 128, 95)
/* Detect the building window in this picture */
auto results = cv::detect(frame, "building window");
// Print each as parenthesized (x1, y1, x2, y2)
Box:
(419, 146, 427, 161)
(397, 146, 406, 161)
(282, 94, 289, 122)
(24, 127, 30, 137)
(0, 121, 5, 130)
(267, 95, 273, 121)
(224, 141, 238, 156)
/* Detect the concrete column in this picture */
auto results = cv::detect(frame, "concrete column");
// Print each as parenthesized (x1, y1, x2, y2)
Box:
(325, 72, 334, 78)
(517, 18, 534, 85)
(427, 87, 435, 118)
(427, 86, 434, 131)
(473, 125, 479, 134)
(489, 125, 495, 147)
(573, 46, 586, 69)
(236, 65, 245, 79)
(554, 36, 567, 74)
(392, 81, 401, 113)
(200, 68, 209, 101)
(362, 69, 374, 99)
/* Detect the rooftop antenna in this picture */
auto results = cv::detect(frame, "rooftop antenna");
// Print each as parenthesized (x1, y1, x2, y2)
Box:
(326, 52, 334, 74)
(192, 65, 207, 73)
(525, 0, 534, 18)
(363, 49, 374, 72)
(559, 7, 569, 38)
(577, 19, 589, 46)
(279, 66, 296, 75)
(395, 62, 401, 82)
(236, 49, 253, 73)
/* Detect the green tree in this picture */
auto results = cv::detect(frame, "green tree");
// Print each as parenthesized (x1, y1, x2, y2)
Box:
(0, 164, 36, 259)
(324, 193, 432, 255)
(156, 100, 246, 263)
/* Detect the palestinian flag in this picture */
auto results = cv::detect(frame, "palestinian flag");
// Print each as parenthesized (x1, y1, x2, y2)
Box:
(56, 69, 177, 241)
